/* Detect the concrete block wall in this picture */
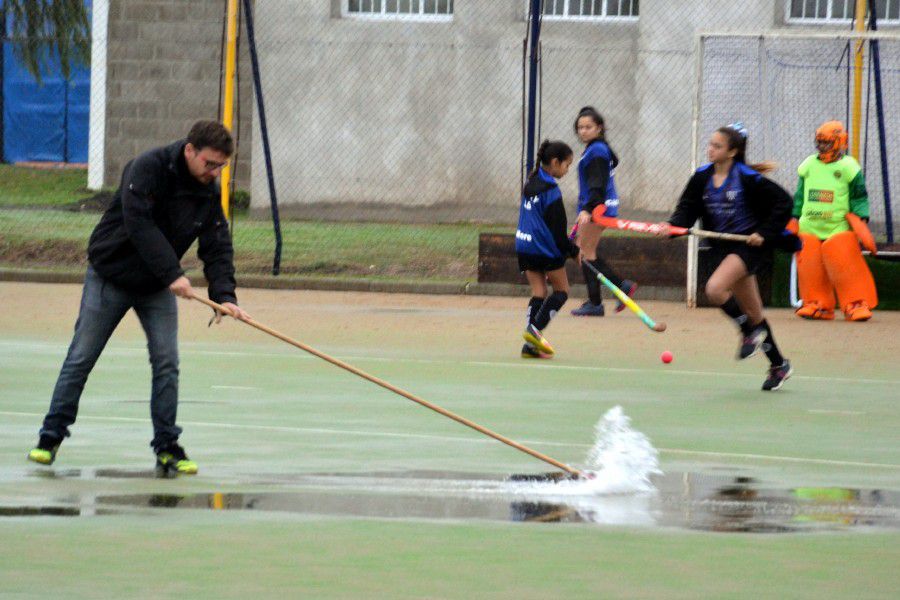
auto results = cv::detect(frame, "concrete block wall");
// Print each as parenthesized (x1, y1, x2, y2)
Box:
(247, 1, 782, 220)
(101, 0, 786, 220)
(631, 0, 780, 206)
(250, 1, 639, 221)
(103, 0, 253, 191)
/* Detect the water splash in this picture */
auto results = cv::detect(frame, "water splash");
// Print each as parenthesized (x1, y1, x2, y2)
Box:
(509, 406, 661, 498)
(582, 405, 661, 493)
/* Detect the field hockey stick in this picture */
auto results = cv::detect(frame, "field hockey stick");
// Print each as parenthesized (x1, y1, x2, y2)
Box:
(593, 215, 752, 242)
(189, 294, 584, 478)
(687, 229, 752, 242)
(581, 262, 667, 332)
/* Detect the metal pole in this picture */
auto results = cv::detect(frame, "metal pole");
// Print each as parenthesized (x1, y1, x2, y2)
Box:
(87, 0, 109, 189)
(524, 0, 542, 176)
(869, 5, 894, 242)
(687, 33, 706, 308)
(851, 0, 868, 158)
(241, 0, 282, 275)
(220, 0, 239, 219)
(63, 62, 69, 163)
(0, 0, 5, 163)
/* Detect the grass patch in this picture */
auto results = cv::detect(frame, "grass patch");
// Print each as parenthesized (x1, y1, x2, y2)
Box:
(770, 250, 900, 310)
(229, 220, 509, 278)
(0, 208, 511, 279)
(0, 165, 95, 208)
(0, 165, 650, 280)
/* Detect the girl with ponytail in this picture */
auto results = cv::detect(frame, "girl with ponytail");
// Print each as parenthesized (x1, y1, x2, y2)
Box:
(516, 139, 580, 358)
(659, 123, 795, 391)
(571, 106, 638, 317)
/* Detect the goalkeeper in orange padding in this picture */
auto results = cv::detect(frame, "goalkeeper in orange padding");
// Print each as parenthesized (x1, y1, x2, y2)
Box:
(790, 121, 878, 322)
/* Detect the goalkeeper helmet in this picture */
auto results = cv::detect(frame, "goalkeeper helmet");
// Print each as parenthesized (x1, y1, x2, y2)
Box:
(815, 121, 848, 164)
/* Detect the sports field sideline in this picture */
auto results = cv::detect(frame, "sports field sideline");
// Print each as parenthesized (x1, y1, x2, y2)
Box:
(1, 281, 898, 598)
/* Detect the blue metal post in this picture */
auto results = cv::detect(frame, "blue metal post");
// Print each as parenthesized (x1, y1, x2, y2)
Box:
(0, 0, 5, 162)
(241, 0, 283, 274)
(870, 4, 894, 242)
(525, 0, 542, 176)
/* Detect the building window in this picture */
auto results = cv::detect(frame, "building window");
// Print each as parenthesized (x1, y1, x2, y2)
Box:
(537, 0, 639, 20)
(345, 0, 453, 20)
(787, 0, 900, 23)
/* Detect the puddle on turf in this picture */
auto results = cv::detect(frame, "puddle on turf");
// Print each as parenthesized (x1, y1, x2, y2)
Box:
(0, 506, 81, 517)
(6, 470, 900, 533)
(29, 468, 158, 479)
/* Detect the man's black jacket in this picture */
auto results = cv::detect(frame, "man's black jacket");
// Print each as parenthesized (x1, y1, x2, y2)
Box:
(88, 140, 237, 303)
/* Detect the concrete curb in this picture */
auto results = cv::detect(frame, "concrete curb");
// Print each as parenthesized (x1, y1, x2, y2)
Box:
(0, 268, 85, 286)
(0, 267, 530, 297)
(0, 267, 684, 301)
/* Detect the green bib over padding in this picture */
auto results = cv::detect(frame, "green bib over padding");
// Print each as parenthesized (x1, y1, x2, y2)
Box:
(797, 155, 859, 239)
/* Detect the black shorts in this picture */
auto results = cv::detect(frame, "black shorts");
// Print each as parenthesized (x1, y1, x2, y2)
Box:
(517, 253, 567, 273)
(706, 241, 774, 276)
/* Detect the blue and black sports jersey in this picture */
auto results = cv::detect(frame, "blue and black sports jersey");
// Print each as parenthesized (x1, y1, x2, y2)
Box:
(577, 139, 619, 215)
(702, 162, 759, 235)
(516, 168, 578, 260)
(669, 162, 793, 244)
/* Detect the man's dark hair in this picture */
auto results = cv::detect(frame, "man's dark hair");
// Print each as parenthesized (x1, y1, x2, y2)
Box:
(187, 120, 234, 156)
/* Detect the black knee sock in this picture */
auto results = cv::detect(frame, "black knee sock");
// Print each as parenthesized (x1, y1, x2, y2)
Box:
(526, 296, 544, 327)
(760, 320, 785, 366)
(581, 263, 602, 304)
(591, 255, 624, 290)
(534, 291, 568, 331)
(720, 297, 753, 335)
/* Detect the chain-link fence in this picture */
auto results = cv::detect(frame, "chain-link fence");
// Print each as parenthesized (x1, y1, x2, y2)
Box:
(697, 32, 900, 239)
(1, 1, 898, 286)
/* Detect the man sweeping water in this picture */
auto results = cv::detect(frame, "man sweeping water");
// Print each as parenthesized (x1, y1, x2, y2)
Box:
(27, 120, 250, 476)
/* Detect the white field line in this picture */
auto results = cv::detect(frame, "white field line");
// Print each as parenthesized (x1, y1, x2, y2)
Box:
(464, 360, 899, 386)
(211, 385, 258, 391)
(808, 409, 867, 416)
(1, 410, 897, 471)
(1, 341, 897, 386)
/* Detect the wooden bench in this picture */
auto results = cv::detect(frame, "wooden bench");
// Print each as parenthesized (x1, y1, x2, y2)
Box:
(477, 233, 690, 301)
(478, 233, 900, 308)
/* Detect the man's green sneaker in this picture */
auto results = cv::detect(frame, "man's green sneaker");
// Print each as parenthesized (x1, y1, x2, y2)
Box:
(155, 443, 198, 477)
(27, 435, 61, 465)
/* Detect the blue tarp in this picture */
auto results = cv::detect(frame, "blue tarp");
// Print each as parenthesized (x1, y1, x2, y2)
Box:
(2, 1, 91, 163)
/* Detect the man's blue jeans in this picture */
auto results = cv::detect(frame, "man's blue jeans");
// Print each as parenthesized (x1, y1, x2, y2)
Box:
(40, 266, 182, 451)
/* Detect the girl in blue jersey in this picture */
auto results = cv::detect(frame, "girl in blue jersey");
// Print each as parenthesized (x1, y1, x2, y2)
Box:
(571, 106, 637, 317)
(659, 124, 794, 391)
(516, 140, 580, 358)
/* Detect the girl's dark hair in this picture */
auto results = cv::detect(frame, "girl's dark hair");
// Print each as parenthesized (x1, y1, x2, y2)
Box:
(574, 106, 619, 167)
(715, 126, 776, 174)
(716, 126, 748, 164)
(573, 106, 605, 138)
(533, 139, 573, 175)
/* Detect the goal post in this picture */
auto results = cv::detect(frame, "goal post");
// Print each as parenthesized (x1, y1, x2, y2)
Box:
(687, 30, 900, 306)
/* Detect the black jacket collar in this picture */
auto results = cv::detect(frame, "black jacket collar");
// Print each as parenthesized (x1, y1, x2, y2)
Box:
(164, 139, 217, 193)
(523, 168, 557, 196)
(165, 139, 186, 175)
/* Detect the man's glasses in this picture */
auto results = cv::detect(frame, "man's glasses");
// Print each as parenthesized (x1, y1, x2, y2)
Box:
(191, 148, 229, 172)
(201, 157, 228, 171)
